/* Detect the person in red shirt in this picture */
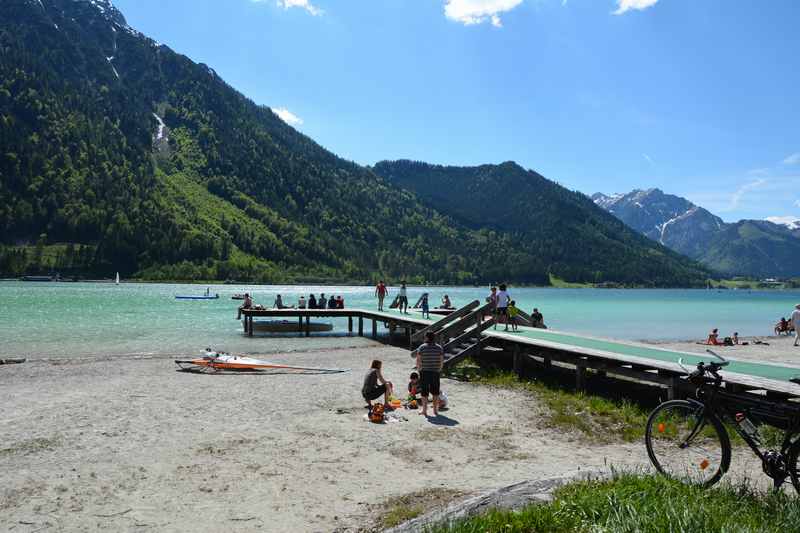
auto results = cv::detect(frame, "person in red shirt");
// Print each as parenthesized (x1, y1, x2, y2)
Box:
(375, 281, 388, 311)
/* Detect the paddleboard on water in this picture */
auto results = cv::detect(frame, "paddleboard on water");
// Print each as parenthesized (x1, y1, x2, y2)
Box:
(175, 295, 219, 300)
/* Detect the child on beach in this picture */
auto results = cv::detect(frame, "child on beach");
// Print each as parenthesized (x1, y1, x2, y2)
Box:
(507, 300, 519, 331)
(408, 371, 419, 398)
(421, 294, 430, 319)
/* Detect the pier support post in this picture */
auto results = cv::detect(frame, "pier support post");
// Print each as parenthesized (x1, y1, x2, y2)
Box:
(305, 316, 310, 337)
(358, 317, 363, 336)
(348, 316, 353, 333)
(667, 376, 681, 400)
(542, 354, 551, 368)
(406, 327, 412, 349)
(298, 316, 303, 332)
(248, 315, 253, 337)
(575, 362, 586, 391)
(372, 319, 378, 339)
(512, 345, 522, 379)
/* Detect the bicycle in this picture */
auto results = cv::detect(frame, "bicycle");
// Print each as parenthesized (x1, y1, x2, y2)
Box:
(644, 350, 800, 492)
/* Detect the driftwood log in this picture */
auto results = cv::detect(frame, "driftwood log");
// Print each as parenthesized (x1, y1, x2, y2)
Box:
(385, 470, 606, 533)
(0, 358, 26, 365)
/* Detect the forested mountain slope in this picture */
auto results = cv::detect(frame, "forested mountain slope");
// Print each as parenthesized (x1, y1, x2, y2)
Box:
(373, 160, 709, 286)
(0, 0, 708, 286)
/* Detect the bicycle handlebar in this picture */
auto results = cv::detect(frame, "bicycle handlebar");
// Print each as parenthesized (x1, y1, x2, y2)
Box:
(677, 350, 730, 379)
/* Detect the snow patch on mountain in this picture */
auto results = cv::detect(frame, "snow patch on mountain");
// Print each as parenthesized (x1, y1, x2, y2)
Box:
(766, 216, 800, 231)
(658, 206, 697, 244)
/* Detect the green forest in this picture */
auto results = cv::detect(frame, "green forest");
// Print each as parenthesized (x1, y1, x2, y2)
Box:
(0, 0, 709, 286)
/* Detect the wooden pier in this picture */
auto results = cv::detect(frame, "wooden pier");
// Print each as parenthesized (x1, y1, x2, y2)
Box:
(241, 302, 800, 402)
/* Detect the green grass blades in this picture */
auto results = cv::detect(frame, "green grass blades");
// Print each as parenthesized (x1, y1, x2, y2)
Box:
(430, 474, 800, 533)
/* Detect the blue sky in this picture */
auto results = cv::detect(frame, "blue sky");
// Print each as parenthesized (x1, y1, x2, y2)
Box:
(114, 0, 800, 223)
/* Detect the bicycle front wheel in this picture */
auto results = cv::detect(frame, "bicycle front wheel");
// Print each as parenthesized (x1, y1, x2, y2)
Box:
(645, 400, 731, 487)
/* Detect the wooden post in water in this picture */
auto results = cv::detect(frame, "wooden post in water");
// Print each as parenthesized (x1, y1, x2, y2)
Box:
(298, 316, 302, 332)
(358, 317, 363, 336)
(248, 315, 254, 337)
(406, 327, 411, 349)
(372, 319, 377, 339)
(348, 316, 353, 333)
(305, 316, 310, 337)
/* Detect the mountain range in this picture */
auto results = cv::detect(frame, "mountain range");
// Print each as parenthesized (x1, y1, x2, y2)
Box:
(592, 189, 800, 278)
(0, 0, 709, 286)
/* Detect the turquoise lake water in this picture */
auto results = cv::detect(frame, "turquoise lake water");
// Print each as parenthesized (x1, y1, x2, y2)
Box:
(0, 282, 798, 359)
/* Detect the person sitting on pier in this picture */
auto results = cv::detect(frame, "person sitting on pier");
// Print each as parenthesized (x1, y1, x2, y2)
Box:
(706, 328, 722, 346)
(336, 295, 344, 309)
(236, 293, 252, 320)
(362, 360, 393, 409)
(308, 294, 317, 309)
(531, 308, 545, 329)
(441, 294, 453, 309)
(319, 293, 327, 310)
(274, 294, 285, 309)
(328, 295, 337, 309)
(298, 296, 306, 309)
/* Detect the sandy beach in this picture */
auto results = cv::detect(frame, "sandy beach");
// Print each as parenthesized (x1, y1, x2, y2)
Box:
(645, 334, 800, 367)
(2, 337, 795, 532)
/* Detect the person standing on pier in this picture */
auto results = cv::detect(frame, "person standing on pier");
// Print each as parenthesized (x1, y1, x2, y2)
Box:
(416, 332, 444, 417)
(421, 293, 430, 319)
(398, 282, 409, 314)
(495, 284, 510, 330)
(236, 293, 252, 319)
(793, 304, 800, 347)
(375, 280, 388, 311)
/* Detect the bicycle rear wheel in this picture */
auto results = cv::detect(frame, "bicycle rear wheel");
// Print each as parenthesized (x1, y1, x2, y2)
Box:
(645, 400, 731, 487)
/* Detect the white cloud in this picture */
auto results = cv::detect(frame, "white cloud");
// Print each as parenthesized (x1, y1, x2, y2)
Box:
(272, 0, 323, 16)
(444, 0, 524, 27)
(273, 107, 303, 127)
(783, 152, 800, 165)
(723, 178, 767, 212)
(613, 0, 660, 15)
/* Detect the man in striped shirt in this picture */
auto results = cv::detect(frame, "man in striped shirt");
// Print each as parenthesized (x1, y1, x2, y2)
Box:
(416, 331, 444, 417)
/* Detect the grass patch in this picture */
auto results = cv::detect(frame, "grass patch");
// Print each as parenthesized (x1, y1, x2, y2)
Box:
(0, 437, 60, 456)
(547, 274, 594, 288)
(429, 473, 800, 533)
(374, 489, 466, 530)
(450, 361, 789, 448)
(451, 363, 650, 444)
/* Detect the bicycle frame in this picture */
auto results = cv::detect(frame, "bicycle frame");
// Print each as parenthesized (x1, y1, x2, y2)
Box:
(695, 380, 800, 465)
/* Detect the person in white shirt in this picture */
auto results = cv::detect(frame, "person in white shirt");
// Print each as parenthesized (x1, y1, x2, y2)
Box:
(792, 304, 800, 347)
(495, 283, 510, 330)
(298, 296, 306, 309)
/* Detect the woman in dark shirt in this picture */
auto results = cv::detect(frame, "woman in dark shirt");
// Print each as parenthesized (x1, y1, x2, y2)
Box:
(362, 360, 393, 408)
